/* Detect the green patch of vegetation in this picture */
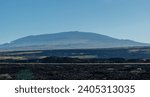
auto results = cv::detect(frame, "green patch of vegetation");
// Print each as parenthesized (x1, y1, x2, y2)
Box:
(16, 69, 34, 80)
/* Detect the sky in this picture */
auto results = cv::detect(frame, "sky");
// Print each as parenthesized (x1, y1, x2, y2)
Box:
(0, 0, 150, 44)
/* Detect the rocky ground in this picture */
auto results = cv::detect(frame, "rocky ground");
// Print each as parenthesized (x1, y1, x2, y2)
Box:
(0, 63, 150, 80)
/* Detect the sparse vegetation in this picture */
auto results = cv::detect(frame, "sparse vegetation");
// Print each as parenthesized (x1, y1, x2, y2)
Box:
(0, 48, 150, 80)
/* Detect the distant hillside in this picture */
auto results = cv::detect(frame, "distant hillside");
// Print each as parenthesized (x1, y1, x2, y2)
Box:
(0, 31, 149, 50)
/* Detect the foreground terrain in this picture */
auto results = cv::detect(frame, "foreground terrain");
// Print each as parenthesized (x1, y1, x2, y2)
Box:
(0, 47, 150, 80)
(0, 63, 150, 80)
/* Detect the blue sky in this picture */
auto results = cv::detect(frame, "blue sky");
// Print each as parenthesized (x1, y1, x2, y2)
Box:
(0, 0, 150, 44)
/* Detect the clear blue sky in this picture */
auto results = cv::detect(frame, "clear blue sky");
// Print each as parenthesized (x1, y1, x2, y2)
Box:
(0, 0, 150, 44)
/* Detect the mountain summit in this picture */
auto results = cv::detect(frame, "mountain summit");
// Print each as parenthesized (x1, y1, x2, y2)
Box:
(0, 31, 149, 50)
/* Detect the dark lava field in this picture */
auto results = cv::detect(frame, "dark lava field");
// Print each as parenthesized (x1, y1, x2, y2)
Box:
(0, 63, 150, 80)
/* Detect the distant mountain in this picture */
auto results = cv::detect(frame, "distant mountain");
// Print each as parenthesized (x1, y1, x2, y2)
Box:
(0, 31, 149, 50)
